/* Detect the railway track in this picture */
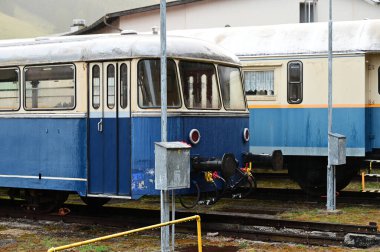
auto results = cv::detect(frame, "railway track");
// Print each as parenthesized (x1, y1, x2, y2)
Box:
(0, 199, 378, 248)
(243, 188, 380, 205)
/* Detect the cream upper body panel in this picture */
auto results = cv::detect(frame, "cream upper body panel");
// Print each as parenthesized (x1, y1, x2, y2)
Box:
(241, 55, 366, 108)
(0, 34, 246, 116)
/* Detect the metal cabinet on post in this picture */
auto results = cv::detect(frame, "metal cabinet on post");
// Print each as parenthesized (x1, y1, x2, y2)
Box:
(328, 133, 346, 165)
(155, 142, 191, 190)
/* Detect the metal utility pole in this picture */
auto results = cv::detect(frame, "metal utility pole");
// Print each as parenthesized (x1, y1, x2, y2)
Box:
(327, 0, 336, 211)
(160, 0, 170, 251)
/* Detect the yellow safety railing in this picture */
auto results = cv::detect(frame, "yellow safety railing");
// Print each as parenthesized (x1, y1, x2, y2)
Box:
(361, 160, 380, 192)
(361, 172, 380, 192)
(362, 172, 365, 192)
(47, 215, 202, 252)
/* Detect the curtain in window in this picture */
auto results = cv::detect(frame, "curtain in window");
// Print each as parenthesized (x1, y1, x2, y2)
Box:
(244, 71, 274, 95)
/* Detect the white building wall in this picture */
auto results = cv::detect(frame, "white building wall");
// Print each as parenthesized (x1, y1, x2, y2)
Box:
(116, 0, 380, 33)
(319, 0, 380, 21)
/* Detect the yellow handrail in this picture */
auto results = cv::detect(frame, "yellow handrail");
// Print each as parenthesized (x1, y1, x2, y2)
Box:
(47, 215, 202, 252)
(362, 172, 365, 192)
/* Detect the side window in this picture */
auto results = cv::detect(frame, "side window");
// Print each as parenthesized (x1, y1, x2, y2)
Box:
(120, 63, 128, 109)
(179, 61, 220, 109)
(218, 65, 246, 110)
(107, 64, 115, 109)
(0, 68, 20, 110)
(137, 59, 180, 108)
(287, 61, 303, 104)
(24, 64, 75, 110)
(244, 70, 274, 96)
(300, 1, 316, 23)
(378, 66, 380, 95)
(92, 65, 101, 109)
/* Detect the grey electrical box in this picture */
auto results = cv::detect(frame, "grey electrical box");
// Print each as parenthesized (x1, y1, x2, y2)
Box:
(155, 141, 191, 190)
(328, 133, 346, 165)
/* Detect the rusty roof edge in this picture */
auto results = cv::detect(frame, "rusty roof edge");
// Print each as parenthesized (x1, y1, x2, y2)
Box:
(67, 0, 204, 36)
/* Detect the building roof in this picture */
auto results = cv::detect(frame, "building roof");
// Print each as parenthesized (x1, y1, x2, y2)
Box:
(169, 19, 380, 57)
(69, 0, 379, 36)
(70, 0, 203, 35)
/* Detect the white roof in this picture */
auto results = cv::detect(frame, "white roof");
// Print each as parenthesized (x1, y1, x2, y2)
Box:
(0, 33, 240, 66)
(169, 19, 380, 57)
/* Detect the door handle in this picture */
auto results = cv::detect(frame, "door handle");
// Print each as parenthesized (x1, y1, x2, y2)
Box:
(97, 119, 103, 132)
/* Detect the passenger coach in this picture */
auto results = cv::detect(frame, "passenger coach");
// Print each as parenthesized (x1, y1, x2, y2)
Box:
(0, 33, 248, 208)
(171, 20, 380, 193)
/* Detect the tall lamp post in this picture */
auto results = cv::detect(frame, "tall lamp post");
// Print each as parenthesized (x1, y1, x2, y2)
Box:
(159, 0, 170, 251)
(327, 0, 336, 211)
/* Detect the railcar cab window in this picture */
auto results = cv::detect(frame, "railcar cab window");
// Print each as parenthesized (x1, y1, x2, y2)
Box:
(24, 64, 75, 110)
(137, 59, 180, 108)
(244, 70, 274, 96)
(287, 61, 303, 104)
(218, 65, 246, 110)
(180, 61, 221, 109)
(0, 68, 20, 110)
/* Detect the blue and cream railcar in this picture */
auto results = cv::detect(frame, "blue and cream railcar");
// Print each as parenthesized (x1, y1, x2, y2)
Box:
(0, 33, 248, 207)
(171, 20, 380, 193)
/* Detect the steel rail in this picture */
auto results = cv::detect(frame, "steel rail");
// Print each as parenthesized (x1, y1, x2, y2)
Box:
(0, 198, 377, 248)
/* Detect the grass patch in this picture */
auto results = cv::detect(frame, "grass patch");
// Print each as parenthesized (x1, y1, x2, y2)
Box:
(78, 244, 110, 252)
(344, 181, 380, 191)
(279, 204, 380, 227)
(256, 178, 300, 189)
(42, 237, 74, 251)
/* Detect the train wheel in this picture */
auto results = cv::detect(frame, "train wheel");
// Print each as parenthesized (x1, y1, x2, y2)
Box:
(24, 189, 69, 213)
(287, 156, 359, 195)
(80, 197, 110, 207)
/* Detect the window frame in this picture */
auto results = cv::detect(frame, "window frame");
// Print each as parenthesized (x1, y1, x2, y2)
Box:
(23, 63, 76, 111)
(0, 66, 21, 111)
(179, 60, 222, 110)
(92, 64, 101, 110)
(217, 64, 247, 111)
(243, 69, 276, 98)
(243, 65, 280, 102)
(119, 63, 129, 109)
(300, 1, 316, 23)
(137, 58, 182, 109)
(287, 60, 303, 104)
(106, 64, 116, 110)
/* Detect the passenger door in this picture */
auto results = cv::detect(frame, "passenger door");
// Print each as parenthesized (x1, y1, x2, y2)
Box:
(88, 62, 131, 196)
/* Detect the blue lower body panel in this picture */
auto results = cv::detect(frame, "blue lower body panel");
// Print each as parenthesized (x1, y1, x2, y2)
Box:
(0, 118, 87, 195)
(118, 118, 132, 195)
(130, 116, 249, 199)
(88, 117, 131, 196)
(249, 108, 366, 156)
(369, 107, 380, 150)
